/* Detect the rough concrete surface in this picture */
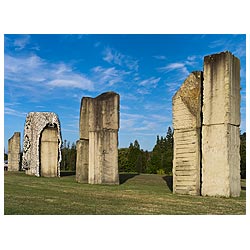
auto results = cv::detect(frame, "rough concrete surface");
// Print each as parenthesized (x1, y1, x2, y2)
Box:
(172, 71, 202, 195)
(22, 112, 62, 177)
(202, 124, 240, 197)
(202, 51, 241, 197)
(40, 127, 58, 177)
(8, 132, 21, 171)
(76, 92, 120, 185)
(76, 139, 89, 183)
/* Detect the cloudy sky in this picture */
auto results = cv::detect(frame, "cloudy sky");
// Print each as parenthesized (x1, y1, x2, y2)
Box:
(4, 34, 246, 151)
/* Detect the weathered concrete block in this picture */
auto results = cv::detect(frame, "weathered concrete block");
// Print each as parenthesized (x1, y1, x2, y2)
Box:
(173, 128, 201, 195)
(76, 92, 120, 185)
(88, 92, 120, 132)
(88, 130, 119, 184)
(8, 132, 21, 171)
(172, 72, 202, 195)
(79, 98, 91, 140)
(173, 71, 202, 130)
(202, 51, 241, 197)
(76, 139, 89, 183)
(22, 112, 62, 177)
(202, 124, 240, 197)
(40, 127, 58, 177)
(203, 51, 240, 126)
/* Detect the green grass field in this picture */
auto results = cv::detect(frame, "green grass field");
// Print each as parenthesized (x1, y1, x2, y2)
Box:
(4, 171, 246, 215)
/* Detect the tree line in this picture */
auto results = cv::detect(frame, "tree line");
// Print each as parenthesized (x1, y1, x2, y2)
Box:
(4, 130, 246, 178)
(118, 127, 173, 174)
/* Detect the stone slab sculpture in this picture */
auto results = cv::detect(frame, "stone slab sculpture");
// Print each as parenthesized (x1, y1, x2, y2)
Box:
(8, 132, 21, 171)
(22, 112, 62, 177)
(172, 51, 241, 197)
(76, 92, 120, 185)
(172, 71, 202, 195)
(202, 51, 241, 197)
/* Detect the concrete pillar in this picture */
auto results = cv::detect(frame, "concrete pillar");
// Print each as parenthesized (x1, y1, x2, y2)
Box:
(8, 132, 21, 171)
(76, 97, 90, 183)
(76, 92, 120, 185)
(202, 51, 241, 197)
(76, 139, 89, 183)
(40, 127, 58, 177)
(172, 72, 202, 195)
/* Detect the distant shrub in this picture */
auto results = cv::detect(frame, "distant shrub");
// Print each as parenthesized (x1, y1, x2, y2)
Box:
(157, 169, 165, 175)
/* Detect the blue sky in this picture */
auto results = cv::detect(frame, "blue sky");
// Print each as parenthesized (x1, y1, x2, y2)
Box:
(4, 34, 246, 151)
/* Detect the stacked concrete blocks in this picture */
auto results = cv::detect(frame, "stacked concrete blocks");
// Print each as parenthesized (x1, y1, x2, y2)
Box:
(76, 92, 120, 185)
(8, 132, 21, 171)
(202, 52, 241, 197)
(173, 72, 202, 195)
(172, 51, 241, 197)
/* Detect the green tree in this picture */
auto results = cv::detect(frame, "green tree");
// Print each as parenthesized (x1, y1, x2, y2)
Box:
(127, 140, 142, 173)
(146, 126, 173, 174)
(61, 140, 77, 171)
(165, 127, 173, 174)
(118, 148, 130, 172)
(240, 132, 246, 179)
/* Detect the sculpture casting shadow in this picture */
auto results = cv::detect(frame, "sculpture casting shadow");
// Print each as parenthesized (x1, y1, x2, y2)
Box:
(60, 171, 76, 177)
(119, 173, 139, 184)
(162, 175, 173, 192)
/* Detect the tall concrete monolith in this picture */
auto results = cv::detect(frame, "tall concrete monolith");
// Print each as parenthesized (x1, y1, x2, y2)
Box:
(202, 51, 241, 197)
(76, 92, 120, 185)
(8, 132, 21, 171)
(22, 112, 62, 177)
(172, 72, 202, 195)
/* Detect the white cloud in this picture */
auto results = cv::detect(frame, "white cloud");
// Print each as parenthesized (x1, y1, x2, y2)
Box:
(103, 47, 139, 71)
(91, 66, 129, 86)
(137, 88, 150, 95)
(159, 62, 185, 71)
(158, 62, 189, 81)
(185, 55, 202, 66)
(150, 114, 170, 123)
(4, 107, 26, 117)
(153, 55, 166, 60)
(5, 54, 94, 91)
(138, 77, 161, 88)
(47, 77, 93, 90)
(165, 81, 180, 93)
(208, 37, 246, 59)
(13, 35, 30, 50)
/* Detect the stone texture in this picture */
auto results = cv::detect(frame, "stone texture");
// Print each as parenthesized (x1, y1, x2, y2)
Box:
(172, 71, 202, 195)
(76, 139, 89, 183)
(8, 132, 21, 171)
(40, 127, 58, 177)
(202, 124, 240, 197)
(203, 51, 240, 126)
(22, 112, 62, 177)
(202, 51, 241, 197)
(76, 92, 120, 185)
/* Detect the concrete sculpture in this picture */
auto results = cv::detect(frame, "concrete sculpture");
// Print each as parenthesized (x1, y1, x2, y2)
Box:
(172, 51, 241, 197)
(172, 72, 202, 195)
(22, 112, 62, 177)
(76, 92, 120, 184)
(8, 132, 21, 171)
(202, 52, 241, 197)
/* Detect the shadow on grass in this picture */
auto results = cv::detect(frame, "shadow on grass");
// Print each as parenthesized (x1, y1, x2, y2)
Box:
(119, 173, 139, 184)
(60, 171, 76, 177)
(162, 175, 173, 191)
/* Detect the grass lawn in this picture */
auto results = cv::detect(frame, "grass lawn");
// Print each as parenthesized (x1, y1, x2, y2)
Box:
(4, 171, 246, 215)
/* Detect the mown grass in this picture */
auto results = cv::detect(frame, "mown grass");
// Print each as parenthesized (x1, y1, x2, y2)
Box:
(4, 171, 246, 215)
